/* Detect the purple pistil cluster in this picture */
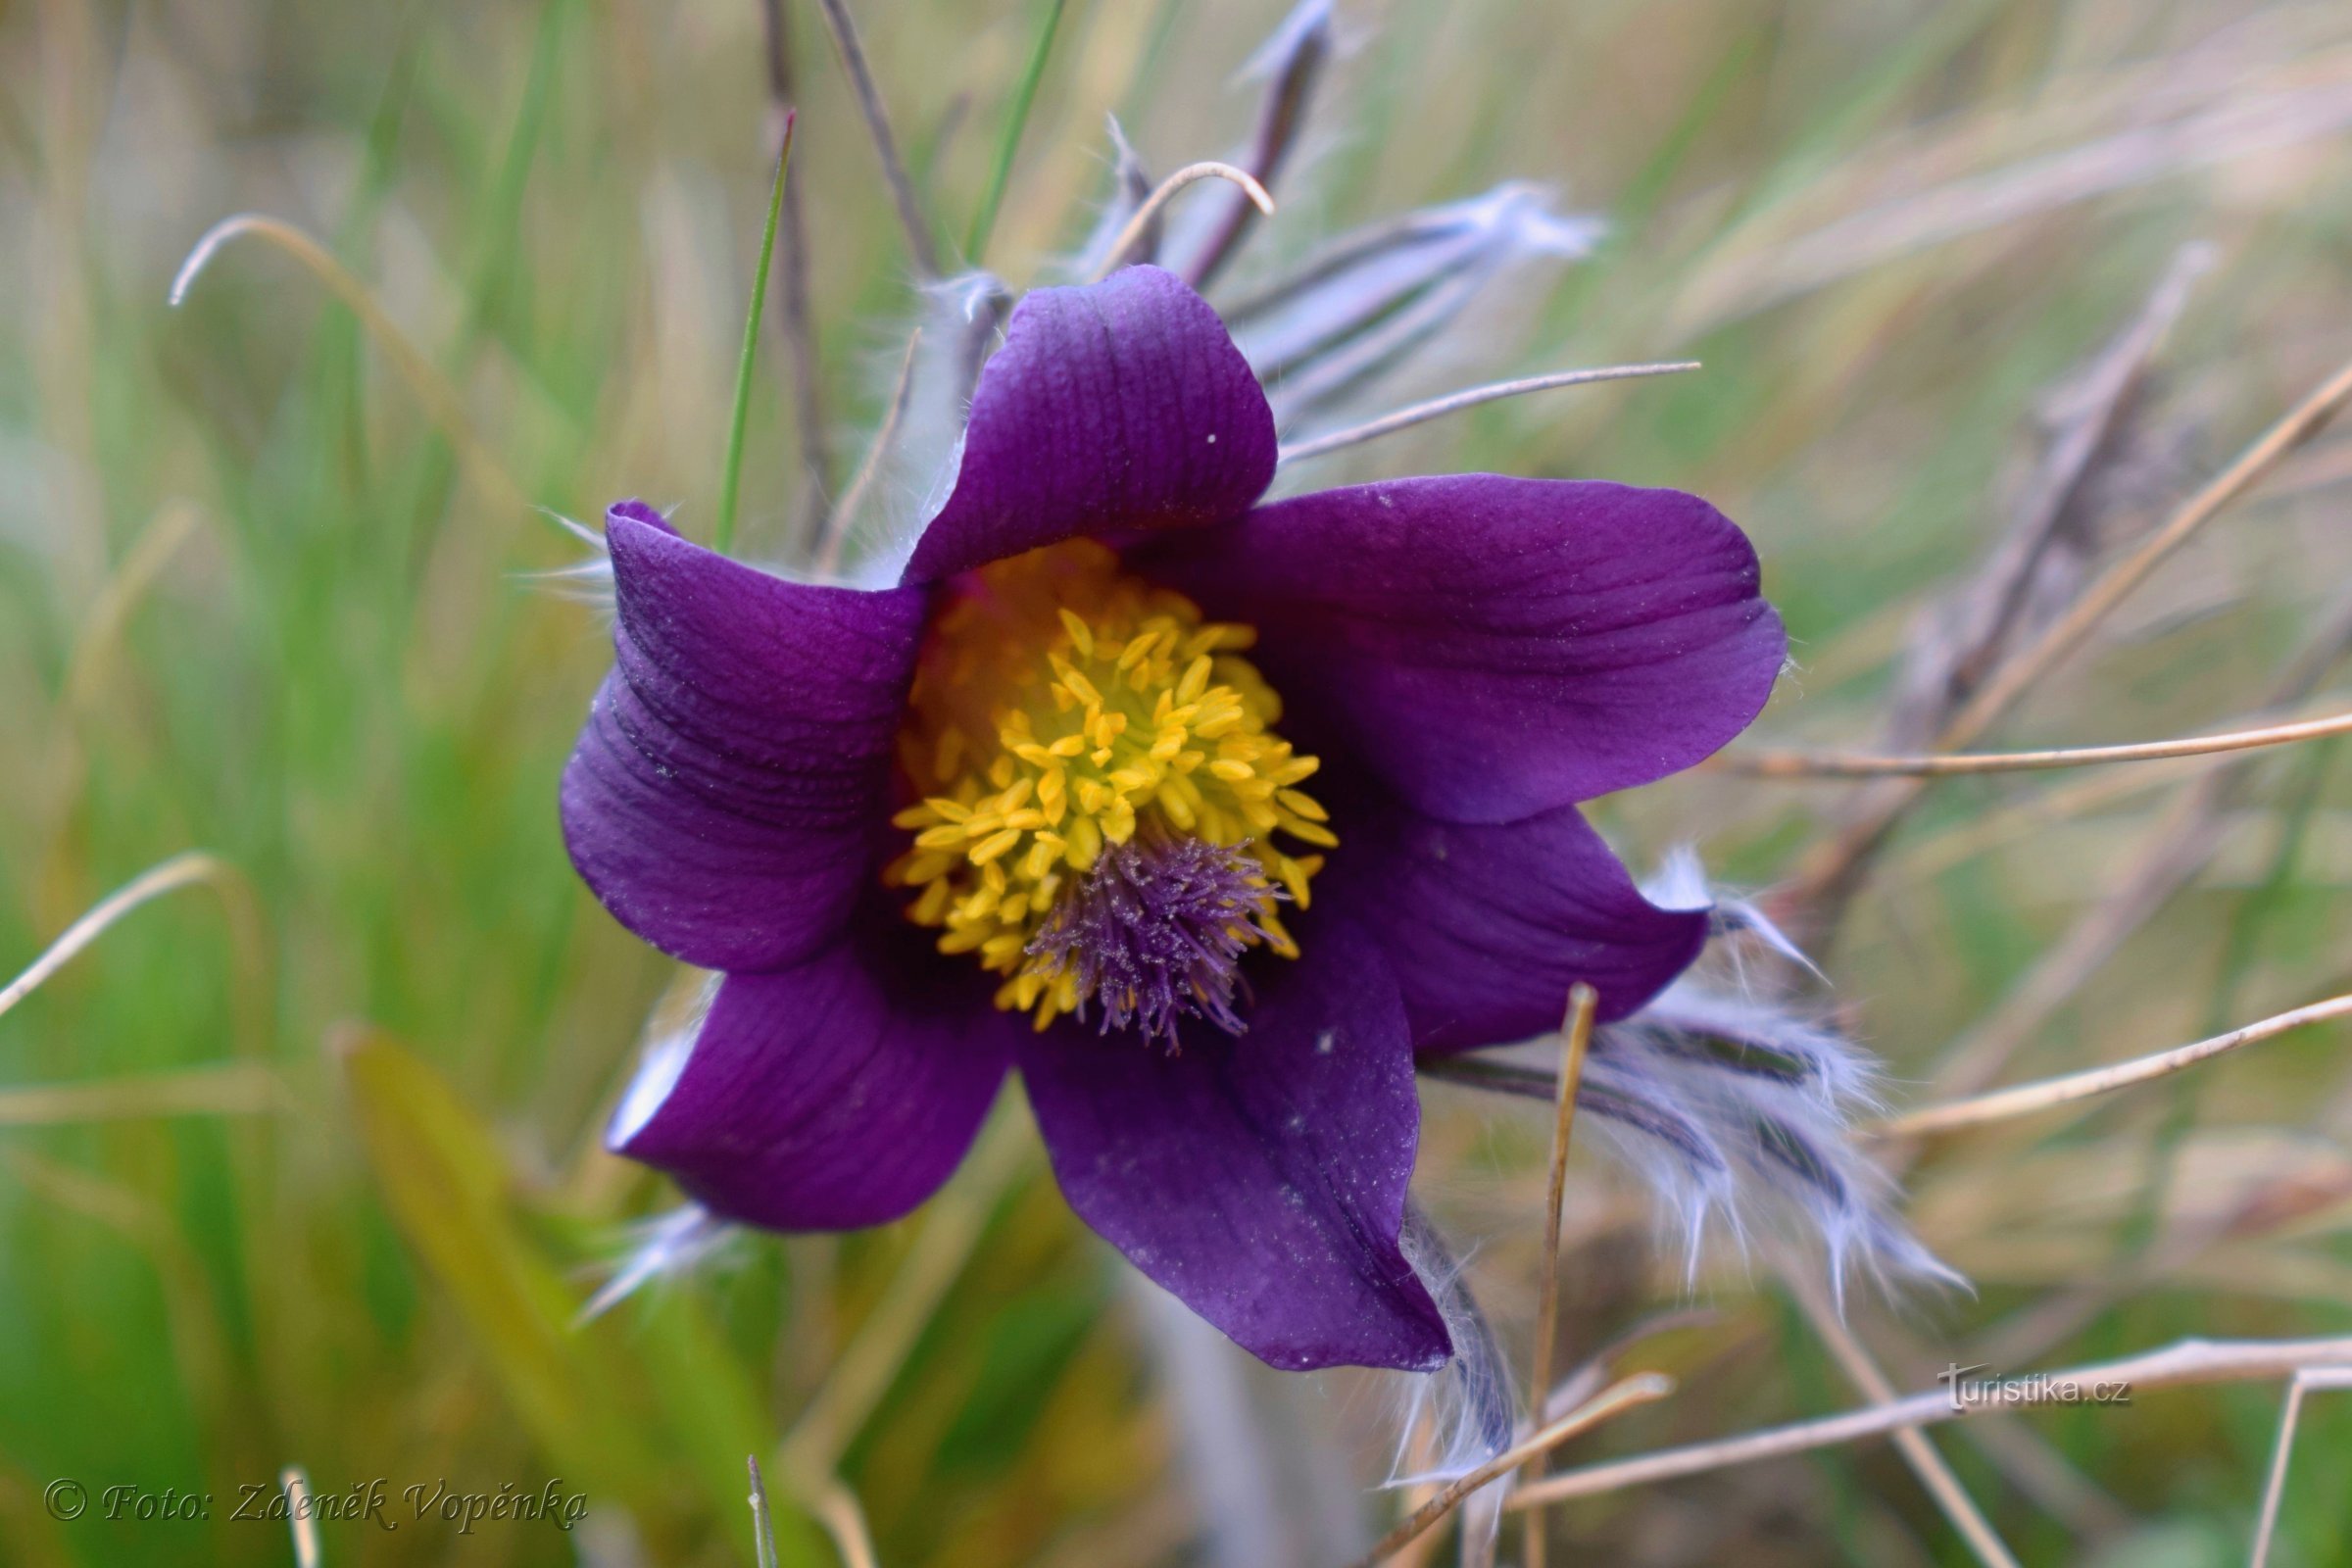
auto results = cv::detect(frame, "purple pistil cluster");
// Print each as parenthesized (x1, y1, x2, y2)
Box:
(1026, 834, 1282, 1047)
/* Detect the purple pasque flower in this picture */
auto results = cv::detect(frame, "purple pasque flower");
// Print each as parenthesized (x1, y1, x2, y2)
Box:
(561, 264, 1785, 1373)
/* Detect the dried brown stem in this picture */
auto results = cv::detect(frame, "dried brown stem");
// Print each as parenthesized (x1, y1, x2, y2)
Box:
(1511, 1336, 2352, 1511)
(1522, 984, 1597, 1568)
(1728, 707, 2352, 778)
(170, 215, 528, 516)
(1880, 993, 2352, 1139)
(810, 0, 938, 275)
(1945, 353, 2352, 747)
(1929, 581, 2352, 1099)
(1351, 1373, 1675, 1568)
(2250, 1366, 2352, 1567)
(281, 1469, 320, 1568)
(1278, 364, 1700, 465)
(1786, 1271, 2018, 1568)
(758, 0, 836, 548)
(813, 327, 922, 578)
(1180, 1, 1329, 291)
(1781, 285, 2352, 924)
(2, 852, 241, 1022)
(776, 1108, 1023, 1480)
(1092, 163, 1275, 282)
(1931, 243, 2211, 721)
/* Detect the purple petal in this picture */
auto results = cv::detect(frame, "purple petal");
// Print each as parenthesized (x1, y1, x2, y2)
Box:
(611, 909, 1013, 1231)
(562, 502, 925, 973)
(1319, 785, 1709, 1054)
(1134, 476, 1785, 822)
(901, 266, 1277, 585)
(1019, 923, 1449, 1372)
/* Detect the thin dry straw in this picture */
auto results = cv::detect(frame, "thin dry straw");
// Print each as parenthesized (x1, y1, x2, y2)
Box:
(811, 0, 939, 275)
(2249, 1366, 2352, 1568)
(1091, 164, 1275, 282)
(801, 1475, 880, 1568)
(1508, 1336, 2352, 1511)
(775, 1109, 1026, 1480)
(1180, 0, 1329, 291)
(1788, 349, 2352, 907)
(281, 1468, 320, 1568)
(1520, 983, 1596, 1568)
(1, 852, 238, 1023)
(1785, 1268, 2018, 1568)
(0, 1063, 285, 1126)
(1875, 991, 2352, 1139)
(169, 216, 530, 518)
(758, 0, 836, 535)
(1350, 1373, 1675, 1568)
(62, 502, 201, 714)
(715, 111, 797, 559)
(1277, 364, 1702, 464)
(1948, 345, 2352, 741)
(1729, 708, 2352, 778)
(813, 327, 923, 577)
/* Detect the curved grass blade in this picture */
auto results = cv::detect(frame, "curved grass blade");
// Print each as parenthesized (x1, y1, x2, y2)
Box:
(716, 111, 798, 558)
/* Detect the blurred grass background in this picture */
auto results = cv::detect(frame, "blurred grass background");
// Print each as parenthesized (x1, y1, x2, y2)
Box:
(6, 0, 2352, 1562)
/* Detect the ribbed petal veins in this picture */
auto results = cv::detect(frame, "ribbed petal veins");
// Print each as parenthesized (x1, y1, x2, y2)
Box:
(1134, 476, 1787, 823)
(901, 266, 1279, 585)
(1316, 784, 1711, 1054)
(609, 906, 1015, 1231)
(1019, 923, 1451, 1373)
(562, 502, 924, 973)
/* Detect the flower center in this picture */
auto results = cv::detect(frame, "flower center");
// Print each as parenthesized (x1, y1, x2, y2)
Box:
(887, 540, 1332, 1043)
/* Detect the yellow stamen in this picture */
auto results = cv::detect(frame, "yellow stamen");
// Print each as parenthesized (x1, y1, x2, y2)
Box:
(885, 540, 1331, 1030)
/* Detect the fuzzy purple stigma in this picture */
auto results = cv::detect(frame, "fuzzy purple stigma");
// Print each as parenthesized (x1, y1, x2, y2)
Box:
(1027, 835, 1284, 1048)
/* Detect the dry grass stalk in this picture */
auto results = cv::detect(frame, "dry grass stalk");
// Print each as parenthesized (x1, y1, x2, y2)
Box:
(1940, 353, 2352, 749)
(1730, 708, 2352, 779)
(2, 852, 244, 1023)
(0, 1063, 287, 1126)
(1278, 364, 1700, 464)
(758, 0, 836, 546)
(814, 328, 924, 577)
(1882, 993, 2352, 1139)
(1351, 1373, 1675, 1568)
(1093, 164, 1276, 282)
(1930, 582, 2352, 1097)
(2249, 1365, 2352, 1567)
(281, 1468, 320, 1568)
(776, 1109, 1028, 1480)
(1521, 984, 1598, 1568)
(810, 0, 939, 275)
(169, 215, 530, 517)
(1511, 1336, 2352, 1511)
(1785, 1271, 2018, 1568)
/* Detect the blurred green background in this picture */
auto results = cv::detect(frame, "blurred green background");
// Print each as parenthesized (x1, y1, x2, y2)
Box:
(7, 0, 2352, 1562)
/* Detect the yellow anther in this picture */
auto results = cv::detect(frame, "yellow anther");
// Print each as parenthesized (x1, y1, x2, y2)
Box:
(887, 539, 1331, 1028)
(970, 828, 1022, 863)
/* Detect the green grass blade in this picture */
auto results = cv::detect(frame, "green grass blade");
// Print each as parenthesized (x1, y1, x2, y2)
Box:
(749, 1457, 783, 1568)
(963, 0, 1066, 267)
(715, 111, 798, 559)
